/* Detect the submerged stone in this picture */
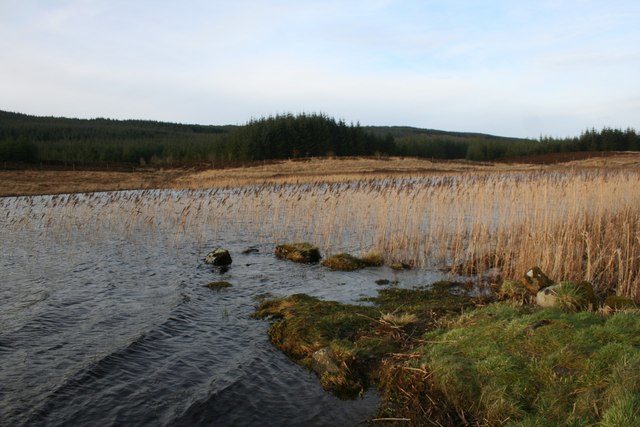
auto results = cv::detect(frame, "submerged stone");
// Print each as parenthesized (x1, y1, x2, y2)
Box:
(275, 243, 321, 263)
(205, 281, 232, 290)
(204, 248, 232, 266)
(390, 262, 412, 271)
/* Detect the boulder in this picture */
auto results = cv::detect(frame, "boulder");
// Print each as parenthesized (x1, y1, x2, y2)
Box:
(322, 253, 366, 271)
(536, 284, 560, 308)
(604, 295, 638, 310)
(522, 267, 553, 295)
(204, 248, 232, 266)
(275, 243, 321, 263)
(311, 347, 341, 376)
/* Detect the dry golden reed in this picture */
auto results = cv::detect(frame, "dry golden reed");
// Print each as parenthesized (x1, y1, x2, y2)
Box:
(2, 168, 639, 299)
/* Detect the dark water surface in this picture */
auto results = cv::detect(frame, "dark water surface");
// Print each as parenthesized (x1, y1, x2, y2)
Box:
(0, 194, 448, 426)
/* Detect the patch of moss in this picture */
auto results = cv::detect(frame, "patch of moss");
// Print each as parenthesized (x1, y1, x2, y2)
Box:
(275, 242, 321, 263)
(500, 279, 529, 301)
(321, 253, 367, 271)
(381, 303, 640, 425)
(360, 251, 384, 267)
(205, 281, 232, 290)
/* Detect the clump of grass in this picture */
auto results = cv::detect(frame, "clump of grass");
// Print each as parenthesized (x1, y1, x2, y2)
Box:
(499, 279, 529, 301)
(380, 303, 640, 425)
(205, 281, 232, 290)
(379, 312, 418, 328)
(554, 281, 598, 312)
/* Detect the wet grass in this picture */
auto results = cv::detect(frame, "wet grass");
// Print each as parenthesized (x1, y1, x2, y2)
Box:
(380, 303, 640, 425)
(255, 283, 640, 425)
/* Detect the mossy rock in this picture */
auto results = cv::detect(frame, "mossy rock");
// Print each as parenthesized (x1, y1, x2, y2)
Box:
(390, 262, 412, 271)
(204, 248, 232, 266)
(604, 295, 638, 310)
(275, 243, 321, 263)
(360, 251, 384, 267)
(205, 281, 232, 290)
(522, 266, 553, 294)
(537, 281, 597, 311)
(322, 253, 367, 271)
(500, 280, 529, 300)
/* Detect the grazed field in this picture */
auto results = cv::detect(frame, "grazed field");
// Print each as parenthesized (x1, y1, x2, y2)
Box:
(2, 152, 640, 197)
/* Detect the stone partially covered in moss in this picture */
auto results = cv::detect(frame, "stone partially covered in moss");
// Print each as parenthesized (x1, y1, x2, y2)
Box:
(275, 243, 321, 263)
(205, 281, 232, 290)
(522, 266, 553, 295)
(604, 295, 638, 310)
(322, 253, 367, 271)
(360, 251, 384, 267)
(204, 248, 232, 266)
(536, 281, 597, 311)
(390, 262, 412, 271)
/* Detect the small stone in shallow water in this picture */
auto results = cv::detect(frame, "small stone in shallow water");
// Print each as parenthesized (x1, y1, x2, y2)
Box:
(242, 247, 259, 254)
(275, 243, 321, 263)
(205, 281, 232, 290)
(375, 279, 391, 285)
(204, 248, 232, 266)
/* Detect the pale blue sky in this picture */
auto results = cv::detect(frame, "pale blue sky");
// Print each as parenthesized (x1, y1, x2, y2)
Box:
(1, 0, 639, 137)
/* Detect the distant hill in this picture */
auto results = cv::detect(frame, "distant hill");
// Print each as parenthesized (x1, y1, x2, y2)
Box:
(0, 110, 637, 166)
(364, 125, 526, 141)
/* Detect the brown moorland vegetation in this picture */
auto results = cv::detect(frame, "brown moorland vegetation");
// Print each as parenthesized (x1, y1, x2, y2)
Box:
(2, 152, 639, 197)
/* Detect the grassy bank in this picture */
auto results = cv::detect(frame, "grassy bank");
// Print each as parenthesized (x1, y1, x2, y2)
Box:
(255, 284, 640, 425)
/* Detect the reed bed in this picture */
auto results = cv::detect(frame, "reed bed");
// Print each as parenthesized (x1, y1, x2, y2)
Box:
(2, 168, 639, 299)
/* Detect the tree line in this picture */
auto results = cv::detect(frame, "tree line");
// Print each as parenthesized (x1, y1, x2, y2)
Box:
(0, 110, 638, 166)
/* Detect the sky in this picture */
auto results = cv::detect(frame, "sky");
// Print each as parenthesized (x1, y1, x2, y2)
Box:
(1, 0, 639, 137)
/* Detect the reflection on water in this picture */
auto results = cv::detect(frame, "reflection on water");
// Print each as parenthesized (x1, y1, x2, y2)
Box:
(0, 192, 449, 426)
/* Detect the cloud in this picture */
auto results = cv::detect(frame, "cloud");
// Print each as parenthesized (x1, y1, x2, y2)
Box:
(0, 0, 639, 137)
